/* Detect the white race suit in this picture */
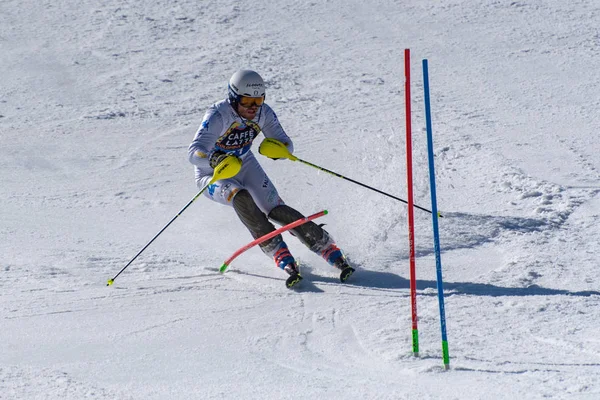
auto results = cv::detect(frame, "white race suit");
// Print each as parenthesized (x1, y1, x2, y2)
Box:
(187, 98, 344, 267)
(188, 99, 293, 214)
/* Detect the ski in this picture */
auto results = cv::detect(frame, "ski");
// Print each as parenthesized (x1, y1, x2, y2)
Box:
(285, 273, 303, 289)
(340, 266, 355, 283)
(286, 262, 355, 289)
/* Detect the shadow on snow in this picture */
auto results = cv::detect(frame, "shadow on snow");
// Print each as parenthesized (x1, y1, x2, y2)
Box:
(309, 268, 600, 298)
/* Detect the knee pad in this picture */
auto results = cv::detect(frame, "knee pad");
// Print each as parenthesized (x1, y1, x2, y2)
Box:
(268, 204, 304, 224)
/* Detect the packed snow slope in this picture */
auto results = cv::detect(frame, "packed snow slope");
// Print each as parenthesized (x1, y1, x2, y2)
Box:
(1, 0, 599, 399)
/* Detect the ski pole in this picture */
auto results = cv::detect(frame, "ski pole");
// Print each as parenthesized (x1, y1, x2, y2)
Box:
(258, 138, 441, 217)
(219, 210, 328, 273)
(106, 155, 243, 286)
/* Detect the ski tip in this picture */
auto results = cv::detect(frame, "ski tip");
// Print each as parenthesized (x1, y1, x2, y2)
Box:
(286, 273, 303, 289)
(323, 209, 328, 215)
(219, 264, 228, 273)
(107, 279, 114, 286)
(339, 266, 355, 283)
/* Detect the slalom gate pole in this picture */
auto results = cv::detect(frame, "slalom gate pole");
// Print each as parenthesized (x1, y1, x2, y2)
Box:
(107, 155, 242, 286)
(219, 210, 328, 273)
(258, 139, 440, 216)
(423, 59, 450, 369)
(404, 48, 419, 357)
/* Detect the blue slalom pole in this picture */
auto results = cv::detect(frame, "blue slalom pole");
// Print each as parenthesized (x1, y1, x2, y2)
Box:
(423, 59, 450, 369)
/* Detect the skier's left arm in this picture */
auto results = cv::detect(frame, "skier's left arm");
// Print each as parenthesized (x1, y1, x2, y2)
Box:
(260, 104, 294, 154)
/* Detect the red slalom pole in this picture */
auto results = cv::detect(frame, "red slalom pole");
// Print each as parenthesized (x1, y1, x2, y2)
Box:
(405, 48, 419, 357)
(219, 210, 328, 273)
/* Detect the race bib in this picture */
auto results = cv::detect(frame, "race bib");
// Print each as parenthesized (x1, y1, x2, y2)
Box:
(215, 121, 261, 156)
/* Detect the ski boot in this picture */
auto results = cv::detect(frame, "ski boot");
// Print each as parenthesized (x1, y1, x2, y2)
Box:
(321, 243, 355, 283)
(273, 241, 303, 289)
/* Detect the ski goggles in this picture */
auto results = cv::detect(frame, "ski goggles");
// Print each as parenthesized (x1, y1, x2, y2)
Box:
(238, 96, 264, 108)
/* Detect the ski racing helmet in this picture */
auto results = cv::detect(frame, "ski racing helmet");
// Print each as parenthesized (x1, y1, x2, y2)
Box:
(228, 69, 265, 107)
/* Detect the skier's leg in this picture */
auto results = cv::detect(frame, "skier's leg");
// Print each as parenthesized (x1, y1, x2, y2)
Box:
(231, 189, 280, 250)
(197, 171, 278, 253)
(239, 154, 343, 263)
(222, 155, 298, 275)
(267, 204, 354, 281)
(267, 205, 326, 251)
(237, 155, 319, 247)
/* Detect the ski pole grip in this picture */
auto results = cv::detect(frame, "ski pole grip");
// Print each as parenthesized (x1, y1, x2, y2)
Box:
(211, 155, 243, 183)
(258, 138, 297, 161)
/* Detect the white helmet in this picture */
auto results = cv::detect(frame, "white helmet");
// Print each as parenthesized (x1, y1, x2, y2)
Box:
(228, 69, 265, 105)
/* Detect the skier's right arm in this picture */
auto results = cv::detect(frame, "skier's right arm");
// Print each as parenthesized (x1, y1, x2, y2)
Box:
(188, 107, 224, 169)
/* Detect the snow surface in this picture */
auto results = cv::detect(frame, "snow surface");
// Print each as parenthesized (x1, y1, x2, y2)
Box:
(2, 0, 600, 399)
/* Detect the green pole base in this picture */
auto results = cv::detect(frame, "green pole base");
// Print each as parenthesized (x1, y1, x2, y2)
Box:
(412, 329, 419, 356)
(442, 340, 450, 369)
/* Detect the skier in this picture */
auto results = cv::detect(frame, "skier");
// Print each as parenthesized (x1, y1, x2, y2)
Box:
(188, 69, 354, 288)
